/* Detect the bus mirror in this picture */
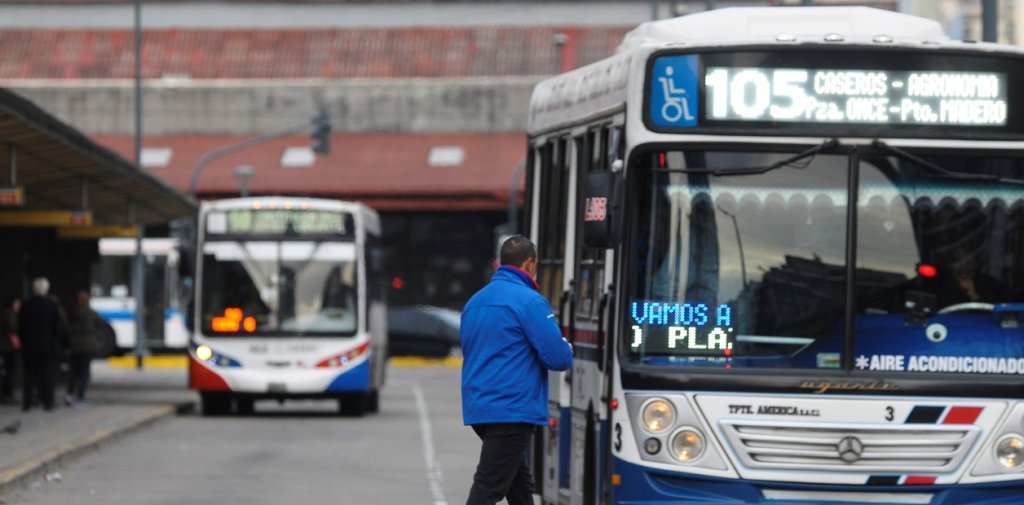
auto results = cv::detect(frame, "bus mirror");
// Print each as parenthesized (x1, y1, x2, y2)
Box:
(582, 171, 622, 248)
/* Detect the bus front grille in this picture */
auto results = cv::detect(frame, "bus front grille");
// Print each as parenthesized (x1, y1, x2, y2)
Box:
(720, 420, 980, 474)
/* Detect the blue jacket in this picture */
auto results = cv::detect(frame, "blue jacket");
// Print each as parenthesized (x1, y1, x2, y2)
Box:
(461, 266, 573, 426)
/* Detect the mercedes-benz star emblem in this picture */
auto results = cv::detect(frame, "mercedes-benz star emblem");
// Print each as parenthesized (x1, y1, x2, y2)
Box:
(837, 436, 864, 463)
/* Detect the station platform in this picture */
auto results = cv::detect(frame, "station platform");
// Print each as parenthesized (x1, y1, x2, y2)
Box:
(0, 362, 195, 496)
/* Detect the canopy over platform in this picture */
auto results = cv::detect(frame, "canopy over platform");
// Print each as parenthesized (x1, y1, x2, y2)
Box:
(0, 87, 195, 226)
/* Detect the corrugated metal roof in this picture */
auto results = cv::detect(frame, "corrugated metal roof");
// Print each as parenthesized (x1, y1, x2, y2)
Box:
(0, 87, 195, 225)
(93, 133, 525, 211)
(0, 27, 629, 79)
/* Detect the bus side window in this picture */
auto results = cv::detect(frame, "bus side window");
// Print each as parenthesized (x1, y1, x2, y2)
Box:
(522, 147, 537, 239)
(366, 234, 387, 307)
(537, 138, 569, 313)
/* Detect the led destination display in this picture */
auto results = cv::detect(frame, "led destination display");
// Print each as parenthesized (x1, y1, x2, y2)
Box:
(704, 68, 1007, 126)
(206, 209, 353, 236)
(646, 51, 1024, 135)
(630, 300, 736, 356)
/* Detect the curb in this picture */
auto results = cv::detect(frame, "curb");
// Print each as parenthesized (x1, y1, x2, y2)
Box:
(106, 356, 464, 369)
(0, 401, 194, 495)
(390, 356, 462, 368)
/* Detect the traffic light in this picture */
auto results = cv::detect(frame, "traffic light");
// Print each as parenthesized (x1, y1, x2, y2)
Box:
(311, 113, 331, 155)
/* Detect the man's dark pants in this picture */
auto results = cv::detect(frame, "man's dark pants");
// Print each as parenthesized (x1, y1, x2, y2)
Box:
(466, 423, 535, 505)
(22, 353, 57, 410)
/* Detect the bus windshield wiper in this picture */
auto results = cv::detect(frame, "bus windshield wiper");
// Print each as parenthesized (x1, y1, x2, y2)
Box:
(871, 140, 1024, 187)
(652, 138, 839, 176)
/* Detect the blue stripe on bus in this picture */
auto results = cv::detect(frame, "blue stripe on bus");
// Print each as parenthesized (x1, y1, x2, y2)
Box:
(96, 310, 134, 321)
(97, 309, 183, 322)
(324, 360, 371, 392)
(905, 405, 947, 424)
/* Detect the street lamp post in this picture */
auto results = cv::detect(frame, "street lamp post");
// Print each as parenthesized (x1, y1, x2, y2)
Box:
(233, 165, 254, 197)
(132, 0, 146, 370)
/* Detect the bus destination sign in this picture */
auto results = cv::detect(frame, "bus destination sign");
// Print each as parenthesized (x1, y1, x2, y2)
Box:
(647, 52, 1016, 133)
(704, 68, 1006, 126)
(207, 209, 351, 236)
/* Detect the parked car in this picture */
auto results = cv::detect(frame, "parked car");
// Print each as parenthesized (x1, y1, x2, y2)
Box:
(387, 305, 461, 358)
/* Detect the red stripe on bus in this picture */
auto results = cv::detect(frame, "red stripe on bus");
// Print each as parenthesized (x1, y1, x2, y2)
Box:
(189, 356, 231, 391)
(942, 406, 983, 425)
(903, 476, 936, 485)
(575, 329, 601, 345)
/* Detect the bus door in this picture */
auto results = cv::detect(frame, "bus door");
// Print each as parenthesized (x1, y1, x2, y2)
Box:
(568, 125, 621, 505)
(533, 135, 574, 504)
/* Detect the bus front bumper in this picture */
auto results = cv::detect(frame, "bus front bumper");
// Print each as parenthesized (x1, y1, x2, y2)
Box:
(612, 457, 1024, 505)
(189, 355, 370, 396)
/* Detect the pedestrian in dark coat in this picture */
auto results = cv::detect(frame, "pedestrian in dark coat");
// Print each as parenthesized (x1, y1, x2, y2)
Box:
(66, 290, 102, 407)
(18, 278, 68, 411)
(0, 295, 20, 405)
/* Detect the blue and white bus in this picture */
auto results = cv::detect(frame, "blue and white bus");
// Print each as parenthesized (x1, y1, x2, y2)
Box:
(190, 197, 387, 416)
(527, 6, 1024, 504)
(90, 237, 189, 355)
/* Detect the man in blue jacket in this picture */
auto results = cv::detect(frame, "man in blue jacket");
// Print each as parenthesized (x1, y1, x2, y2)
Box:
(461, 235, 573, 505)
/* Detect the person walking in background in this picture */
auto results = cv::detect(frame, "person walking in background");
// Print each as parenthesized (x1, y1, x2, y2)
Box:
(18, 278, 67, 412)
(0, 295, 20, 405)
(66, 290, 102, 408)
(460, 236, 573, 505)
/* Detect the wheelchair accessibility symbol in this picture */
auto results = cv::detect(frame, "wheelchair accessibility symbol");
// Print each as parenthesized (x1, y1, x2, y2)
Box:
(650, 55, 699, 127)
(659, 67, 695, 122)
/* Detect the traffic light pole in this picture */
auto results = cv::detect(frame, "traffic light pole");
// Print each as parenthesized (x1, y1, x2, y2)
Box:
(187, 113, 330, 197)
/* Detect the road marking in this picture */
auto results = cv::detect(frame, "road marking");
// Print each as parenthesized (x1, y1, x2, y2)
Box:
(413, 383, 449, 505)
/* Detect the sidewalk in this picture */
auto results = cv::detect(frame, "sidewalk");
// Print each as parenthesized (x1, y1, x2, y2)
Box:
(0, 360, 195, 496)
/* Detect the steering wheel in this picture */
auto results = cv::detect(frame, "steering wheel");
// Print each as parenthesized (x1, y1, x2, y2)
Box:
(936, 302, 995, 314)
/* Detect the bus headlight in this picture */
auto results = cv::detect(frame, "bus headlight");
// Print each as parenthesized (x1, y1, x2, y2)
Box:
(643, 438, 661, 455)
(996, 435, 1024, 469)
(195, 345, 213, 361)
(641, 398, 675, 433)
(669, 427, 705, 462)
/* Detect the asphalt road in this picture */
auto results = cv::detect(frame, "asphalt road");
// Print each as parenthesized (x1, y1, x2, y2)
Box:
(4, 366, 482, 505)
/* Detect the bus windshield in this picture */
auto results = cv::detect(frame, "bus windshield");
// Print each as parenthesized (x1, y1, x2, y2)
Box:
(628, 148, 1024, 375)
(200, 240, 358, 337)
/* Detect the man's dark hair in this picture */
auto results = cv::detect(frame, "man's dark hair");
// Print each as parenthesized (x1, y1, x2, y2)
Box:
(500, 236, 538, 267)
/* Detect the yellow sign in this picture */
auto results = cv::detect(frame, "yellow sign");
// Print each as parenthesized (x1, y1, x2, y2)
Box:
(0, 186, 23, 207)
(57, 225, 139, 239)
(0, 210, 93, 227)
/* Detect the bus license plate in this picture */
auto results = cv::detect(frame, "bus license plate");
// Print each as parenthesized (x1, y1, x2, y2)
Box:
(268, 382, 287, 393)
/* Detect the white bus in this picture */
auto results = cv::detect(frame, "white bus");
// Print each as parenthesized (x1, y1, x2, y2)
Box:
(190, 197, 387, 416)
(527, 6, 1024, 504)
(90, 237, 189, 355)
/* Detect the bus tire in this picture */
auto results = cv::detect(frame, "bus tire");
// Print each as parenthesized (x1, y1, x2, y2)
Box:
(366, 390, 379, 413)
(338, 393, 366, 417)
(200, 393, 231, 416)
(235, 398, 255, 415)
